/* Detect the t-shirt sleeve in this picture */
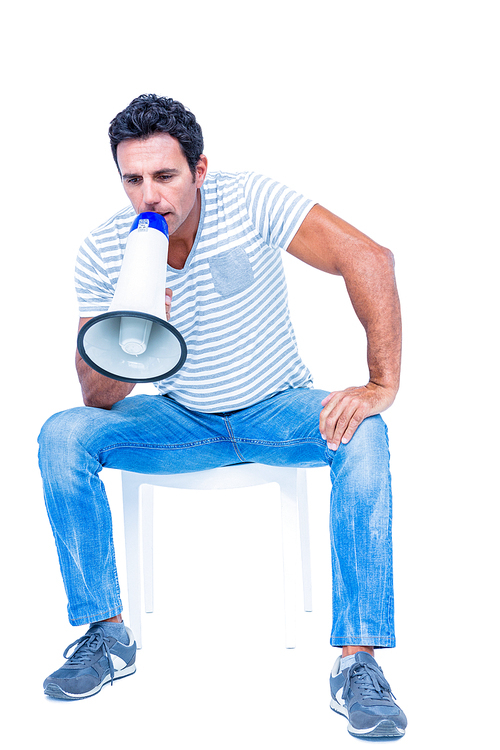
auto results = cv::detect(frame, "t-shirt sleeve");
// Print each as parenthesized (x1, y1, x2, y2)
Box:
(74, 236, 117, 316)
(243, 173, 315, 251)
(74, 207, 134, 317)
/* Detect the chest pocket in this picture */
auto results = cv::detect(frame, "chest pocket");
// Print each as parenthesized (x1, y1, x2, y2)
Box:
(208, 247, 255, 298)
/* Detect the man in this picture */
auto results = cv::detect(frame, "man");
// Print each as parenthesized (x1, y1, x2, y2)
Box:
(39, 94, 406, 740)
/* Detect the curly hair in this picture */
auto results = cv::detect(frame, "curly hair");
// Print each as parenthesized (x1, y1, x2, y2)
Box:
(108, 94, 204, 176)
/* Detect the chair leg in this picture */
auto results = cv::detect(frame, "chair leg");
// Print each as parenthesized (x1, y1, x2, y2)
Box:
(122, 476, 143, 649)
(124, 466, 311, 651)
(142, 485, 154, 614)
(297, 469, 313, 612)
(280, 473, 300, 649)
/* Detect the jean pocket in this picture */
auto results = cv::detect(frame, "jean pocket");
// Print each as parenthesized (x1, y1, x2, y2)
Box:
(208, 247, 255, 298)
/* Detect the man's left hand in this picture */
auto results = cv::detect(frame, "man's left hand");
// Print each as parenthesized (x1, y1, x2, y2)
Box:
(319, 382, 396, 450)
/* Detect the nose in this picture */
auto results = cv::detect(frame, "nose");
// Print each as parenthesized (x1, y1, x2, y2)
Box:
(142, 179, 161, 208)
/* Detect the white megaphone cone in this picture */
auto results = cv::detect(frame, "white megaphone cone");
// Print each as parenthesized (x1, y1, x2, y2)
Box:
(77, 212, 187, 383)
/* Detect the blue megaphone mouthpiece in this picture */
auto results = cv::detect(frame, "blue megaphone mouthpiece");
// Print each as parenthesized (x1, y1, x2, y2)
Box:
(129, 212, 169, 238)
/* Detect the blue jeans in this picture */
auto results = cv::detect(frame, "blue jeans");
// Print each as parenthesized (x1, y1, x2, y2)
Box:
(38, 388, 395, 647)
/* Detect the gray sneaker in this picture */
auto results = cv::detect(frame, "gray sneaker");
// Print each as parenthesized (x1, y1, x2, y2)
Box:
(43, 624, 136, 700)
(330, 652, 407, 740)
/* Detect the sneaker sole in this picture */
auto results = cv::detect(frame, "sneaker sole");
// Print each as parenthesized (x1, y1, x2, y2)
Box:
(330, 699, 405, 741)
(348, 720, 405, 740)
(44, 664, 136, 701)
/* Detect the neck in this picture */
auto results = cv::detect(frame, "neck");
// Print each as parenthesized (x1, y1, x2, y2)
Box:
(168, 189, 201, 270)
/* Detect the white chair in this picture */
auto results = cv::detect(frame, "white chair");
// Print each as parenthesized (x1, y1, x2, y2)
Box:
(121, 463, 312, 649)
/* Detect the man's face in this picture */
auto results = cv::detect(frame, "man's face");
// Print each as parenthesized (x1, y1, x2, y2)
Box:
(117, 133, 207, 237)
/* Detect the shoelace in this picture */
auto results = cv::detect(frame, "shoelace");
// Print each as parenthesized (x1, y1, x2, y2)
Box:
(63, 628, 115, 686)
(342, 662, 396, 703)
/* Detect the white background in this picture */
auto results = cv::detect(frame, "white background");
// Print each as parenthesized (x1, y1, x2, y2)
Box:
(1, 1, 498, 747)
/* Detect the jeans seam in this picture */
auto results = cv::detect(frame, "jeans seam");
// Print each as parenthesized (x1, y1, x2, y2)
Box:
(234, 437, 326, 448)
(222, 417, 246, 462)
(98, 437, 229, 454)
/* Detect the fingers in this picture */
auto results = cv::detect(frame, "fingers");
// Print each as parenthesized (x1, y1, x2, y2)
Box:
(319, 388, 371, 450)
(165, 288, 173, 320)
(320, 383, 395, 450)
(321, 392, 335, 407)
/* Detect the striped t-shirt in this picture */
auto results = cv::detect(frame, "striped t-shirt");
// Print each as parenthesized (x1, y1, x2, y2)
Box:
(75, 171, 315, 412)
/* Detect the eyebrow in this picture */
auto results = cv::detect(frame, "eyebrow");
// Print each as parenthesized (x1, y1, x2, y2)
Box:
(121, 168, 181, 180)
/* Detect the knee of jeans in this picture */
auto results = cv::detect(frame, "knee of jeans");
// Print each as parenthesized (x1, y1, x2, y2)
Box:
(334, 415, 390, 474)
(353, 414, 388, 447)
(38, 407, 94, 461)
(328, 419, 391, 509)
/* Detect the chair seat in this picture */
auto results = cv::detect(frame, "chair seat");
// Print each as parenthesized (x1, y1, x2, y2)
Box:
(121, 463, 312, 649)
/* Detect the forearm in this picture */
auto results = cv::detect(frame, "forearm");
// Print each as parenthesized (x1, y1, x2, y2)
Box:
(75, 317, 135, 408)
(288, 205, 402, 393)
(319, 253, 401, 447)
(343, 244, 402, 396)
(76, 355, 135, 409)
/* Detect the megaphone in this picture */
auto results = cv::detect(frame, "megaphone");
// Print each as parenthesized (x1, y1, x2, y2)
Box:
(77, 212, 187, 383)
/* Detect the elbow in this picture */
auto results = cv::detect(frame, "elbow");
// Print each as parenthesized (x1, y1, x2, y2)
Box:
(80, 379, 134, 410)
(84, 400, 112, 410)
(341, 240, 396, 279)
(368, 243, 396, 278)
(82, 392, 114, 410)
(383, 245, 395, 268)
(373, 243, 395, 268)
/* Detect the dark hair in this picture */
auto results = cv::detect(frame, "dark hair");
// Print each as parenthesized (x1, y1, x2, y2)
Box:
(108, 94, 204, 176)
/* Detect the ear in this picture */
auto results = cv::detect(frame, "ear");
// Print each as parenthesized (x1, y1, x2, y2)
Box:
(194, 155, 208, 187)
